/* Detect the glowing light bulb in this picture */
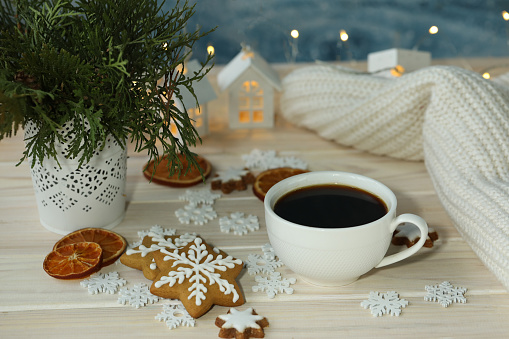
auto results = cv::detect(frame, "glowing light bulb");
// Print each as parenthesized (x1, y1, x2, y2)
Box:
(503, 11, 509, 21)
(207, 45, 215, 55)
(291, 29, 299, 39)
(390, 65, 405, 77)
(483, 72, 491, 80)
(429, 26, 439, 34)
(340, 29, 349, 42)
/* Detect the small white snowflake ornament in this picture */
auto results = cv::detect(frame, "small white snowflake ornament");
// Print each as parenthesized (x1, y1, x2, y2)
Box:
(261, 243, 276, 260)
(424, 281, 467, 307)
(361, 291, 408, 317)
(155, 304, 196, 330)
(118, 283, 160, 308)
(138, 225, 177, 239)
(241, 149, 277, 170)
(252, 272, 296, 299)
(175, 203, 217, 225)
(245, 253, 283, 275)
(278, 155, 308, 170)
(129, 225, 177, 249)
(219, 212, 259, 235)
(241, 149, 308, 170)
(80, 271, 127, 294)
(179, 188, 221, 206)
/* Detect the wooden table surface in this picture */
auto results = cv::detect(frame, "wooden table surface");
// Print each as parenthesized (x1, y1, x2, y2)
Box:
(1, 59, 509, 338)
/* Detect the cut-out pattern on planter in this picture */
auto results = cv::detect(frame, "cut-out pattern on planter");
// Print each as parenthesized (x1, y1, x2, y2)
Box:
(24, 120, 127, 234)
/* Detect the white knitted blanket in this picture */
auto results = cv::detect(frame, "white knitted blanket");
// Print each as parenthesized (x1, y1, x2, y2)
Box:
(280, 65, 509, 291)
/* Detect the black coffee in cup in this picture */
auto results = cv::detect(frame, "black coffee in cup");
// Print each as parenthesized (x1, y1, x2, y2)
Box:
(273, 184, 387, 228)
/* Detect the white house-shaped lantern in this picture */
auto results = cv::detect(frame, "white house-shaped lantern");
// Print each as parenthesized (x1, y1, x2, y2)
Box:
(217, 46, 282, 129)
(367, 48, 431, 78)
(175, 59, 217, 137)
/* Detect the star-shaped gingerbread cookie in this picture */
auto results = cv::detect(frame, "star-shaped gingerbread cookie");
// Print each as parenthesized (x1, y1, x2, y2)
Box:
(120, 232, 197, 280)
(150, 237, 245, 318)
(215, 308, 269, 339)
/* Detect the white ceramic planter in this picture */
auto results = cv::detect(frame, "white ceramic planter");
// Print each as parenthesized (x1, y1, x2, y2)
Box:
(25, 121, 127, 235)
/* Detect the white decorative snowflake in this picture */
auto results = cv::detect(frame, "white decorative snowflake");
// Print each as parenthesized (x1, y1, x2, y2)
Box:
(118, 283, 160, 308)
(261, 243, 276, 260)
(80, 271, 127, 294)
(138, 224, 177, 239)
(279, 155, 308, 170)
(361, 291, 408, 317)
(245, 253, 283, 275)
(424, 281, 467, 307)
(241, 149, 278, 170)
(128, 225, 177, 249)
(179, 188, 221, 206)
(155, 303, 196, 329)
(241, 149, 308, 170)
(252, 272, 296, 299)
(175, 203, 217, 225)
(154, 238, 243, 306)
(219, 212, 259, 235)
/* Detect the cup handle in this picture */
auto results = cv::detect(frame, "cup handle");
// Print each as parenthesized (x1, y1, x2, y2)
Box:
(375, 213, 428, 268)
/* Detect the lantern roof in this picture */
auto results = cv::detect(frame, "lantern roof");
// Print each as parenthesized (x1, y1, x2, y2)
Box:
(217, 45, 282, 92)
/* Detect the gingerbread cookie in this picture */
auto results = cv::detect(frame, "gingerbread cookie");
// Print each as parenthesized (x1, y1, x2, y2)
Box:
(211, 167, 255, 194)
(150, 237, 245, 318)
(120, 232, 197, 280)
(216, 308, 269, 339)
(392, 223, 439, 248)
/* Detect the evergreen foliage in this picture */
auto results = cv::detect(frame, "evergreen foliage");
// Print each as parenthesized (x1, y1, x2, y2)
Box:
(0, 0, 214, 177)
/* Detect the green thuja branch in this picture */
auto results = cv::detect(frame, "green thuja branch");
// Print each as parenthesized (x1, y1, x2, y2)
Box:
(0, 0, 214, 176)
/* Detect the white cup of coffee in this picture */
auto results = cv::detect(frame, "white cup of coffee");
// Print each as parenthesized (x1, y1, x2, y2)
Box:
(264, 171, 428, 286)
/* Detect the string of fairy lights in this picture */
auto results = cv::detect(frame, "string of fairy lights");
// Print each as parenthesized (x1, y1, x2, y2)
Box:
(202, 9, 509, 79)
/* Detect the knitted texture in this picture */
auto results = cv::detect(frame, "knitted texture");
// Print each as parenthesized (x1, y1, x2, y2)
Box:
(280, 65, 509, 291)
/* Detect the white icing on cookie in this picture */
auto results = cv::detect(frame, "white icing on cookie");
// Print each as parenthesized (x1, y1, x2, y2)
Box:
(395, 223, 434, 241)
(217, 308, 264, 332)
(154, 237, 243, 305)
(213, 167, 250, 182)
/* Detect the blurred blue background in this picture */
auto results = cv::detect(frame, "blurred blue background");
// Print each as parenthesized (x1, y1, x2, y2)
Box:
(163, 0, 509, 64)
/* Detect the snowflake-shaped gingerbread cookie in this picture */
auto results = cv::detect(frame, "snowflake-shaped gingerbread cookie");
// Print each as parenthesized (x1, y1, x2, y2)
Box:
(120, 233, 197, 280)
(155, 303, 196, 330)
(80, 271, 127, 294)
(151, 237, 245, 318)
(361, 291, 408, 317)
(118, 283, 160, 308)
(252, 272, 296, 299)
(219, 212, 259, 235)
(424, 281, 467, 307)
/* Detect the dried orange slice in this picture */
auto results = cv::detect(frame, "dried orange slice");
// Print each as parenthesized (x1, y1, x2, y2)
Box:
(143, 153, 212, 187)
(43, 242, 103, 280)
(53, 228, 127, 267)
(253, 167, 309, 201)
